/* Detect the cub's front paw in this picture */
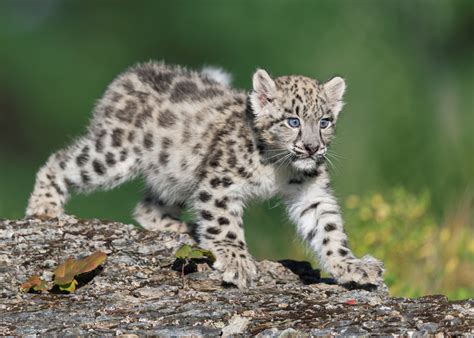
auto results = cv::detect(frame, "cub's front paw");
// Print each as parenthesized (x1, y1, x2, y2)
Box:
(26, 199, 63, 219)
(336, 255, 384, 286)
(213, 251, 259, 289)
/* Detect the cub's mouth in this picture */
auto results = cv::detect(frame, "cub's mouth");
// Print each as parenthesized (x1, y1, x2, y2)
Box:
(291, 154, 326, 171)
(292, 154, 325, 162)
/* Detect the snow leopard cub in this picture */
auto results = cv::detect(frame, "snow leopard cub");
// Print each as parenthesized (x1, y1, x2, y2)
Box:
(26, 61, 384, 288)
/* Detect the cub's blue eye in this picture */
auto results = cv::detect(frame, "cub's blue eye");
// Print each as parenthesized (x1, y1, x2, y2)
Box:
(287, 118, 300, 128)
(320, 118, 331, 129)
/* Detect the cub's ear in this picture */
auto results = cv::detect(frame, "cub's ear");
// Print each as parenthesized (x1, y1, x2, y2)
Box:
(250, 69, 277, 114)
(323, 76, 346, 116)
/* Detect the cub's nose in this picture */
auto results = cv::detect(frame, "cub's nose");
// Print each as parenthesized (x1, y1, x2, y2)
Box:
(303, 144, 319, 156)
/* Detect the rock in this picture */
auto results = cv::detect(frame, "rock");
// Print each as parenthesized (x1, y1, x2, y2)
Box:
(221, 315, 250, 336)
(41, 270, 54, 282)
(0, 217, 472, 335)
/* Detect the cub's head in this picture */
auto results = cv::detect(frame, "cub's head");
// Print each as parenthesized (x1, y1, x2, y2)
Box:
(249, 69, 346, 172)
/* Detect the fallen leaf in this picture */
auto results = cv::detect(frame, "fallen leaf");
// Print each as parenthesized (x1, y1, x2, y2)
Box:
(20, 275, 49, 292)
(54, 257, 77, 285)
(74, 251, 107, 274)
(58, 279, 78, 293)
(54, 251, 107, 285)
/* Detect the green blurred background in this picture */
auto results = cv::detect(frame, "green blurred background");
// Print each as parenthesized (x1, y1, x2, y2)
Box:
(0, 0, 472, 299)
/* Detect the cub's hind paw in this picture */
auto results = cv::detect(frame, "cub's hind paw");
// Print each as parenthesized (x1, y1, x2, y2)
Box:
(336, 255, 384, 286)
(25, 200, 64, 219)
(213, 252, 259, 289)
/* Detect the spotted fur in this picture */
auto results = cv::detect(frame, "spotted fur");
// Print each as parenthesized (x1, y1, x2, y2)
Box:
(26, 61, 384, 288)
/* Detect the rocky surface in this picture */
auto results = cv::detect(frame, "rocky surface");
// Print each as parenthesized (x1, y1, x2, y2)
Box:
(1, 217, 473, 336)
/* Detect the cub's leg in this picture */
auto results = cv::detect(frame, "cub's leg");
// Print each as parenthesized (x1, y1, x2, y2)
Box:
(134, 191, 189, 233)
(26, 130, 140, 218)
(193, 177, 257, 289)
(283, 175, 384, 286)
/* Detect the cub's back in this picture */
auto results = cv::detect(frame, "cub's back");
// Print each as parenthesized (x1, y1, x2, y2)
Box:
(87, 62, 248, 202)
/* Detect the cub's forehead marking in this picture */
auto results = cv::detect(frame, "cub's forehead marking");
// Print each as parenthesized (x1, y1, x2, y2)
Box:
(275, 76, 326, 117)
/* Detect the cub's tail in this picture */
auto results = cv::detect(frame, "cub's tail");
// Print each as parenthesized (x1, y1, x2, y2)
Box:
(201, 66, 232, 87)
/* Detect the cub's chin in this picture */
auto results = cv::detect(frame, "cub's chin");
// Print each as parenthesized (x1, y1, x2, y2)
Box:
(292, 157, 319, 171)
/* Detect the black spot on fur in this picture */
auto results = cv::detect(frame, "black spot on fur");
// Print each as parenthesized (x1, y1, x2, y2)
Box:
(158, 109, 177, 128)
(217, 217, 230, 225)
(159, 152, 169, 166)
(289, 178, 303, 184)
(214, 197, 228, 209)
(326, 250, 333, 256)
(103, 105, 114, 118)
(245, 139, 254, 153)
(306, 229, 316, 242)
(198, 191, 212, 202)
(210, 177, 221, 188)
(112, 128, 124, 147)
(237, 167, 251, 178)
(76, 152, 89, 167)
(200, 210, 214, 220)
(133, 146, 142, 155)
(338, 248, 348, 256)
(105, 152, 116, 166)
(304, 169, 320, 178)
(162, 137, 173, 150)
(81, 171, 90, 184)
(300, 202, 320, 217)
(324, 223, 337, 232)
(116, 100, 136, 123)
(209, 149, 223, 167)
(128, 131, 136, 143)
(92, 160, 106, 175)
(182, 128, 191, 143)
(322, 238, 330, 245)
(170, 80, 198, 102)
(51, 181, 63, 195)
(207, 227, 221, 235)
(226, 231, 237, 240)
(119, 149, 128, 161)
(143, 132, 154, 149)
(227, 154, 237, 167)
(199, 88, 224, 100)
(221, 177, 233, 187)
(95, 137, 104, 153)
(135, 66, 175, 93)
